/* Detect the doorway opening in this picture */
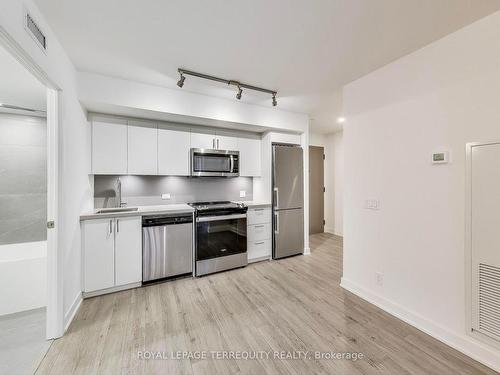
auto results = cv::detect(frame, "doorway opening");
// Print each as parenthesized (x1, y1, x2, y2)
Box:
(309, 145, 325, 234)
(0, 34, 60, 372)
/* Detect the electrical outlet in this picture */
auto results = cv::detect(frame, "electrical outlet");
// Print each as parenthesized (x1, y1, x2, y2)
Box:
(240, 190, 246, 198)
(376, 272, 384, 286)
(161, 193, 171, 200)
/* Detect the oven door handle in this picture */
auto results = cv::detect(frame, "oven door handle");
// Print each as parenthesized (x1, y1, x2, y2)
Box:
(230, 155, 234, 173)
(196, 214, 246, 222)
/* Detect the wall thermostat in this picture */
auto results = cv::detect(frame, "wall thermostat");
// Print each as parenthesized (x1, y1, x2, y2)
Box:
(432, 151, 449, 164)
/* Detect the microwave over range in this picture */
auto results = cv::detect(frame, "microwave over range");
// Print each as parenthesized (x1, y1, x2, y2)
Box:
(190, 148, 239, 177)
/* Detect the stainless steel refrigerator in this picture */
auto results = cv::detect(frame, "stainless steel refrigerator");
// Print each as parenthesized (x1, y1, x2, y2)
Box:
(272, 144, 304, 259)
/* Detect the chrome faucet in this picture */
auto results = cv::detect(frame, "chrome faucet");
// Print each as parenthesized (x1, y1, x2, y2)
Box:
(115, 177, 125, 208)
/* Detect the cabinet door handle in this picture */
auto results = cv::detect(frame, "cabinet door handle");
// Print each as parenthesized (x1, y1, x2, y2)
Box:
(255, 225, 265, 228)
(116, 219, 119, 233)
(109, 219, 113, 235)
(217, 138, 219, 149)
(255, 241, 265, 245)
(212, 138, 215, 149)
(254, 208, 264, 212)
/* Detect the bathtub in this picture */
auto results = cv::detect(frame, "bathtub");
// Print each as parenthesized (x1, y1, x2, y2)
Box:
(0, 241, 46, 316)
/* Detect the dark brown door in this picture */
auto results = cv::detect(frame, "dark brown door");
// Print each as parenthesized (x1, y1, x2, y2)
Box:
(309, 146, 324, 234)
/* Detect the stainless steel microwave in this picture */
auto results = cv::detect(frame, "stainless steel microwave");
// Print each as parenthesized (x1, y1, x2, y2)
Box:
(190, 148, 239, 177)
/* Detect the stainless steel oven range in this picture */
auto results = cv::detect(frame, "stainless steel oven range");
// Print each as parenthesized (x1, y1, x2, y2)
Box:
(189, 201, 247, 276)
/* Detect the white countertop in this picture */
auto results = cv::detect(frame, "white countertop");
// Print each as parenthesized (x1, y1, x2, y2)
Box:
(81, 201, 271, 221)
(80, 204, 194, 221)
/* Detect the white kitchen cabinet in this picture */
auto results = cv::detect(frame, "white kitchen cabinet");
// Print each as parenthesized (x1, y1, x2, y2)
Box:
(92, 119, 128, 174)
(158, 127, 190, 175)
(128, 121, 158, 175)
(82, 215, 142, 295)
(190, 129, 239, 151)
(247, 206, 272, 262)
(238, 137, 261, 176)
(114, 216, 142, 286)
(191, 131, 216, 149)
(83, 218, 115, 292)
(216, 134, 238, 151)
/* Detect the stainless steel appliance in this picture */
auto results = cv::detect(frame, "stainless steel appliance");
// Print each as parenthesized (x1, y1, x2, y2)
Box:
(190, 201, 247, 276)
(190, 148, 239, 177)
(142, 213, 193, 282)
(272, 144, 304, 259)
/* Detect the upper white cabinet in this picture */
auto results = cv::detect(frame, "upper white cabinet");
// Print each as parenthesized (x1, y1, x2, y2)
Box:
(158, 126, 190, 176)
(191, 130, 216, 149)
(127, 120, 158, 175)
(239, 137, 261, 176)
(216, 134, 238, 151)
(190, 129, 239, 151)
(91, 116, 262, 177)
(92, 119, 128, 174)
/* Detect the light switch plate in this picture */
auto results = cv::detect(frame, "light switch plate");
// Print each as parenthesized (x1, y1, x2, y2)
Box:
(161, 193, 171, 200)
(364, 199, 380, 210)
(240, 190, 246, 198)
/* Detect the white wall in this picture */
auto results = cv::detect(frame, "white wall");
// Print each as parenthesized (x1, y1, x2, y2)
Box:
(342, 11, 500, 371)
(324, 131, 343, 236)
(1, 0, 93, 334)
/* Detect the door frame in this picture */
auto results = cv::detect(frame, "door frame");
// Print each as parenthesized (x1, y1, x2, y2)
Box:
(0, 26, 64, 338)
(308, 145, 325, 234)
(465, 141, 500, 350)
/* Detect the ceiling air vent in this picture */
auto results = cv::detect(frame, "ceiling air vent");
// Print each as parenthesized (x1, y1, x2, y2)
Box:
(25, 12, 47, 51)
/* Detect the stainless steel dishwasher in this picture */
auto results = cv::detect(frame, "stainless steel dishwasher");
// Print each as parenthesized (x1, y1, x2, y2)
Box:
(142, 213, 193, 282)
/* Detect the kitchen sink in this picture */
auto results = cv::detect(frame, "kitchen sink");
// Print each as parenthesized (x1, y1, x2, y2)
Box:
(96, 207, 139, 214)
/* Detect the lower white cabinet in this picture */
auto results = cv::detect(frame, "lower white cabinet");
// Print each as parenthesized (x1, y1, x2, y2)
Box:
(247, 206, 272, 262)
(82, 216, 142, 294)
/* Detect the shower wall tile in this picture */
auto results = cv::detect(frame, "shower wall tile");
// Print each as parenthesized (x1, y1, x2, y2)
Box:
(0, 114, 46, 245)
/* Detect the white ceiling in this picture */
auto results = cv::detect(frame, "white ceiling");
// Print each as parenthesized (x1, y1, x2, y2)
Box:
(0, 46, 46, 111)
(34, 0, 500, 133)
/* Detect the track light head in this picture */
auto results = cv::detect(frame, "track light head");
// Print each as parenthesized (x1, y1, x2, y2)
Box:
(236, 86, 242, 100)
(272, 93, 277, 107)
(177, 73, 186, 88)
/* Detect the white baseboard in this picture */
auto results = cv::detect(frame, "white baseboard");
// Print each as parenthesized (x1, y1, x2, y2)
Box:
(64, 292, 82, 332)
(340, 277, 500, 373)
(324, 226, 335, 234)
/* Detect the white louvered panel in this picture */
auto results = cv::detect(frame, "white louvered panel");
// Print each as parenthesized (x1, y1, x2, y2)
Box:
(478, 264, 500, 340)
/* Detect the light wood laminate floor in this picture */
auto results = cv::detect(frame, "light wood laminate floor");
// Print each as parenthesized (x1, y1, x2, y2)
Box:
(36, 234, 497, 374)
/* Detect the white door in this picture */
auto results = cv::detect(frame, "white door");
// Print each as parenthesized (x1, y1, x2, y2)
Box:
(239, 137, 261, 176)
(83, 219, 115, 292)
(471, 143, 500, 341)
(114, 216, 142, 286)
(158, 127, 190, 175)
(191, 131, 216, 149)
(216, 134, 238, 151)
(92, 120, 128, 174)
(128, 121, 158, 175)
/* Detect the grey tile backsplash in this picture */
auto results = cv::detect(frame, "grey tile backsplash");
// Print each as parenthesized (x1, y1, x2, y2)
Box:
(94, 175, 253, 208)
(0, 114, 47, 245)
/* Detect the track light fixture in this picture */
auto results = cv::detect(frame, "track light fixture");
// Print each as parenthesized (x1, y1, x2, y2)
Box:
(177, 68, 278, 107)
(177, 73, 186, 88)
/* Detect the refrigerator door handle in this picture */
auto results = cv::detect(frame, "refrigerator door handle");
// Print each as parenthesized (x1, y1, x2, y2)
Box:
(273, 187, 279, 209)
(274, 211, 279, 234)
